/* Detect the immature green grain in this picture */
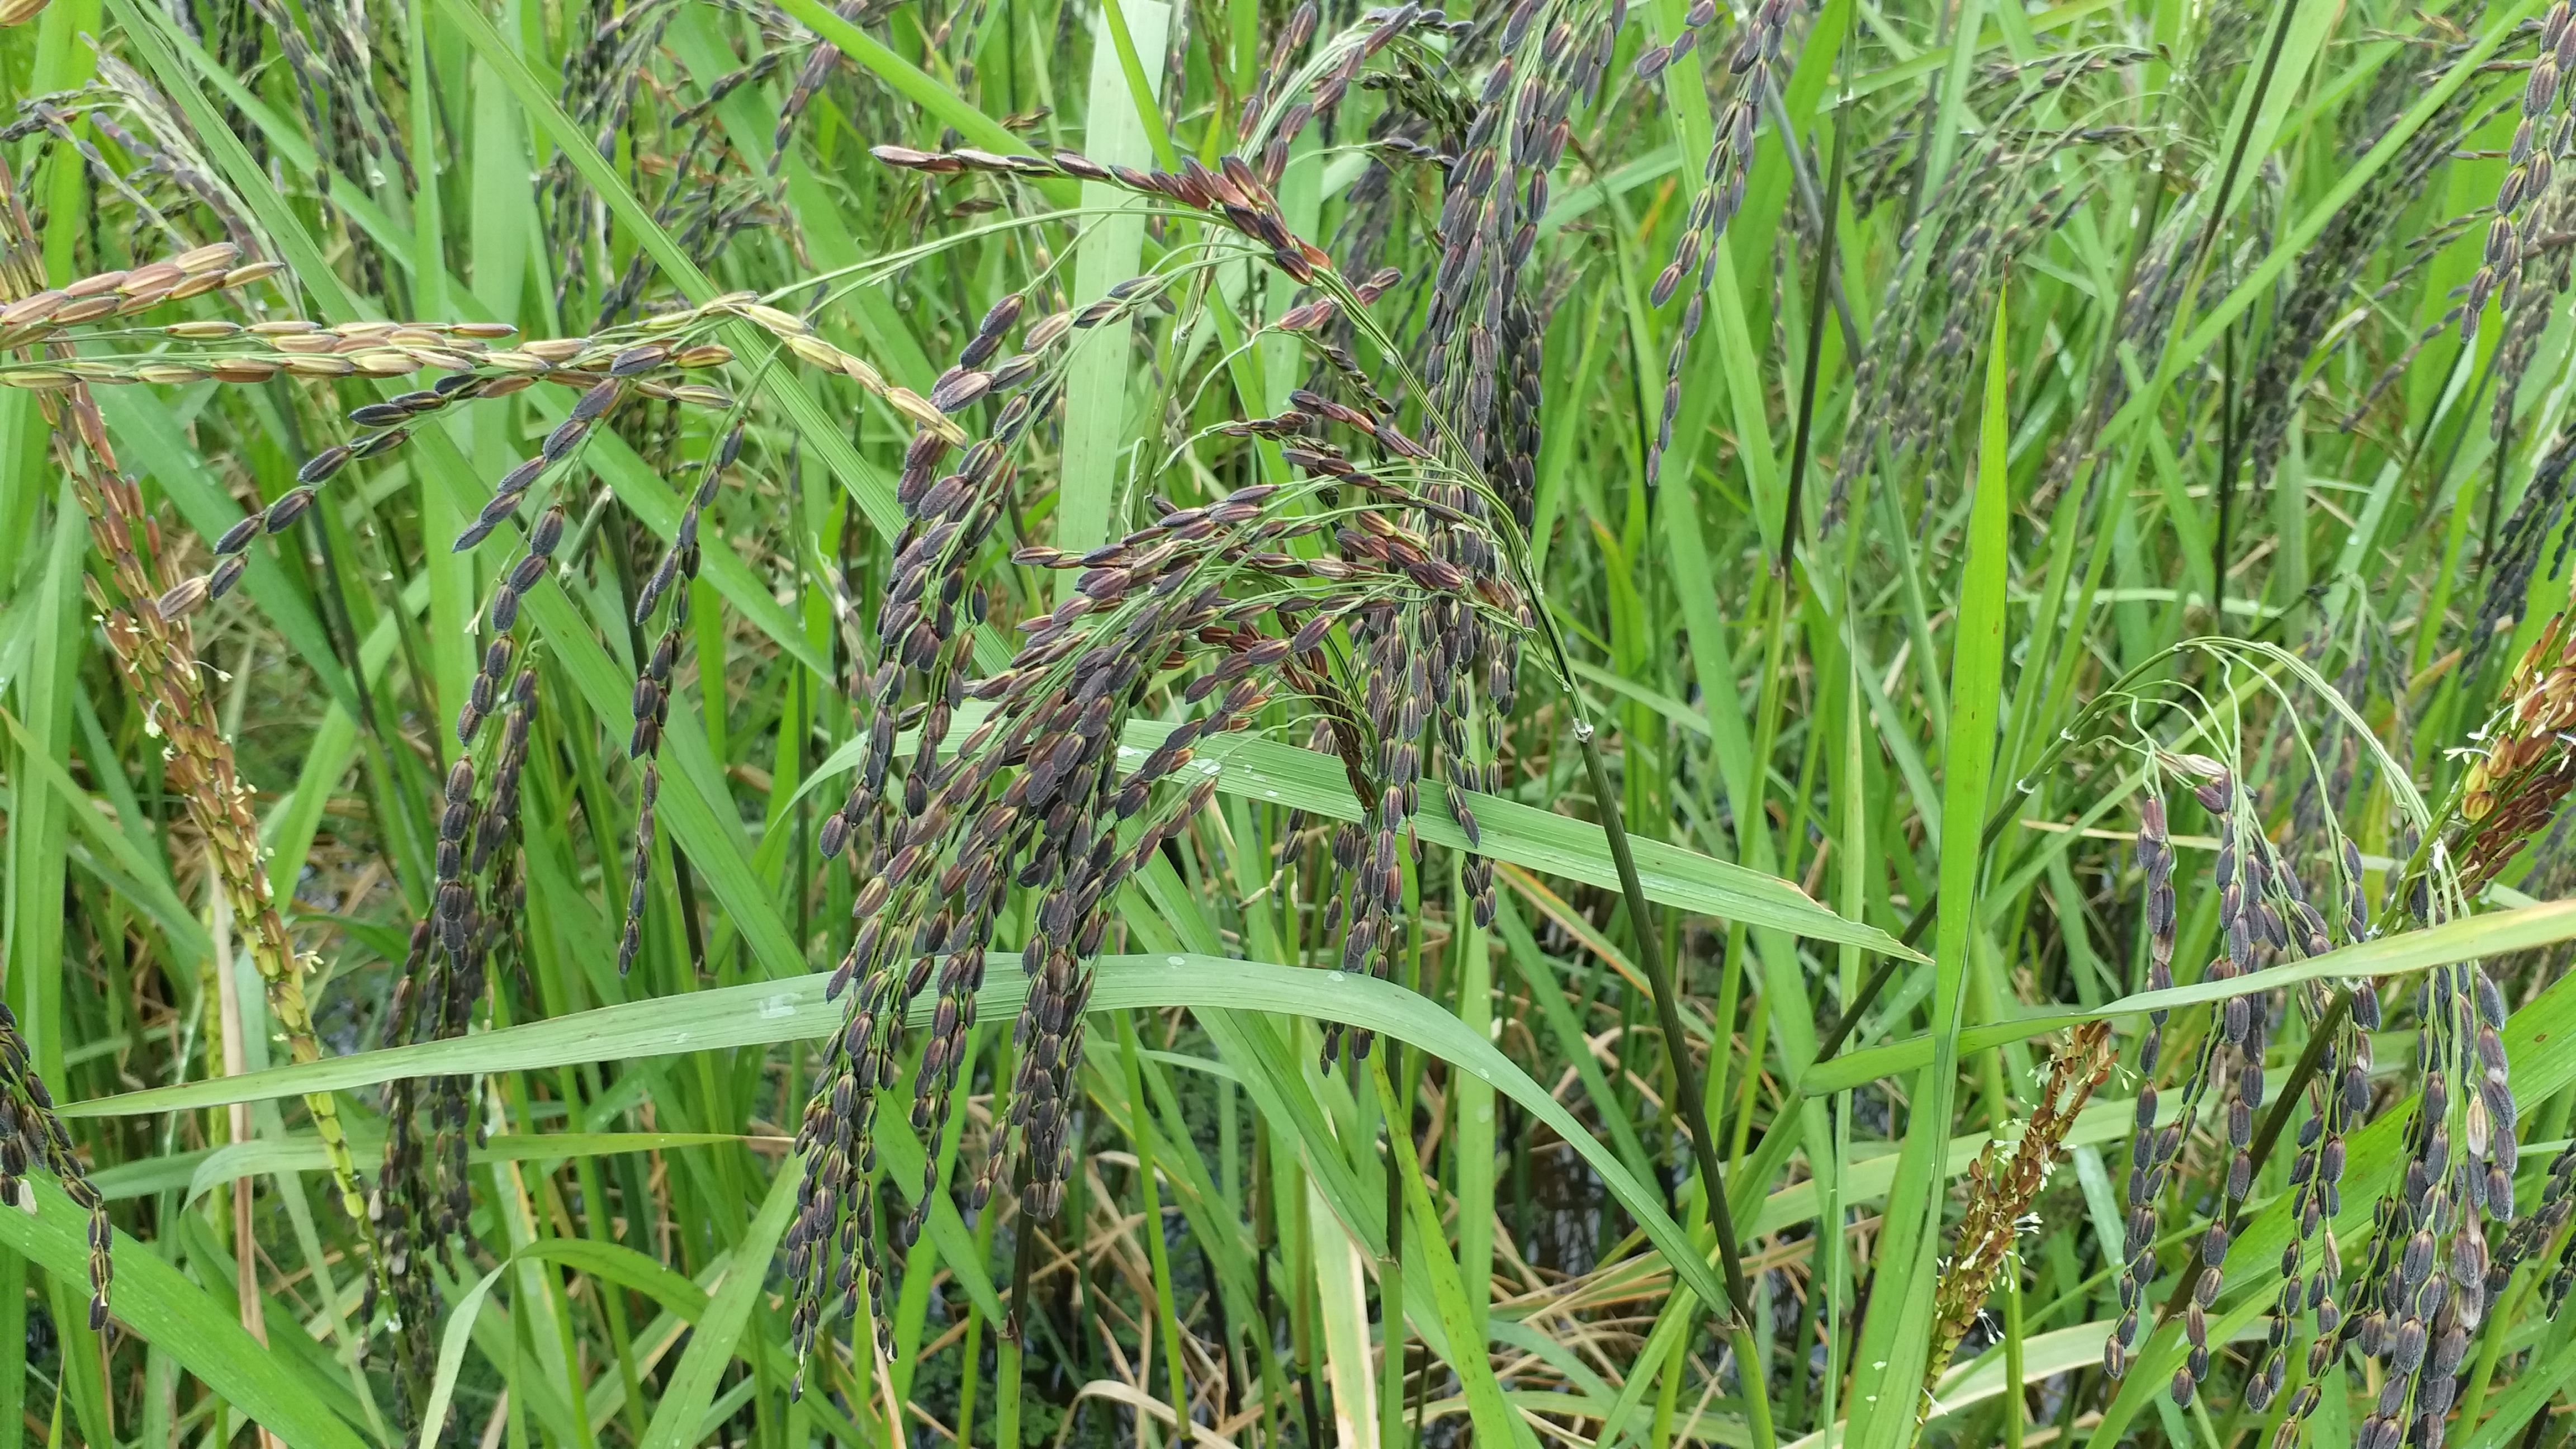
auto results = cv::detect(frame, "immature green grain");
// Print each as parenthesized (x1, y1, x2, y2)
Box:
(0, 183, 372, 1311)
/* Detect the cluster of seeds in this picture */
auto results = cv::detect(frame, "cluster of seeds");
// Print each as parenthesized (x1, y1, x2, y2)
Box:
(2078, 655, 2576, 1449)
(1642, 0, 1798, 484)
(785, 280, 1085, 1373)
(543, 0, 798, 324)
(2106, 788, 2180, 1385)
(2109, 774, 2251, 1395)
(0, 222, 456, 1335)
(2106, 749, 2379, 1417)
(1239, 3, 1470, 191)
(131, 317, 717, 614)
(1925, 1021, 2115, 1398)
(2494, 179, 2576, 452)
(2029, 187, 2194, 510)
(7, 313, 521, 397)
(365, 923, 441, 1390)
(169, 422, 411, 609)
(2310, 962, 2513, 1449)
(162, 288, 967, 623)
(362, 517, 561, 1424)
(2467, 1, 2576, 337)
(372, 653, 542, 1432)
(0, 93, 217, 240)
(1273, 0, 1609, 982)
(2242, 801, 2378, 1444)
(0, 242, 273, 352)
(0, 1003, 109, 1332)
(771, 0, 872, 164)
(2479, 427, 2576, 658)
(2506, 1141, 2576, 1312)
(776, 102, 1541, 1368)
(1833, 79, 2135, 519)
(1412, 0, 1579, 501)
(873, 141, 1343, 288)
(614, 431, 742, 976)
(2256, 1007, 2367, 1441)
(317, 310, 723, 1413)
(2455, 580, 2576, 889)
(1233, 1, 1323, 143)
(233, 0, 409, 225)
(2244, 83, 2473, 493)
(462, 508, 567, 740)
(1316, 497, 1524, 1058)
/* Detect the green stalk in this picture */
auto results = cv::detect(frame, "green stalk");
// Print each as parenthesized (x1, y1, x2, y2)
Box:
(1117, 1012, 1191, 1439)
(1574, 721, 1775, 1449)
(1775, 110, 1848, 574)
(956, 1098, 1006, 1448)
(2002, 1259, 2025, 1449)
(2157, 988, 2352, 1325)
(996, 1302, 1024, 1449)
(1378, 848, 1421, 1449)
(1450, 848, 1495, 1340)
(1379, 1102, 1408, 1449)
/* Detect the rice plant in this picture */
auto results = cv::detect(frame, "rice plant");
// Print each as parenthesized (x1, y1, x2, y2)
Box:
(27, 0, 2576, 1443)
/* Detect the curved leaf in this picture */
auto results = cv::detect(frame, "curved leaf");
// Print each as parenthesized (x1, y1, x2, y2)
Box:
(788, 713, 1915, 958)
(2087, 913, 2576, 1444)
(179, 1132, 751, 1205)
(640, 1166, 802, 1449)
(1806, 898, 2576, 1093)
(69, 952, 1739, 1319)
(0, 1177, 370, 1449)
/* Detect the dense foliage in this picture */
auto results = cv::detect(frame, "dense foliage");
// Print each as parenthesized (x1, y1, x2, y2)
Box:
(18, 0, 2576, 1443)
